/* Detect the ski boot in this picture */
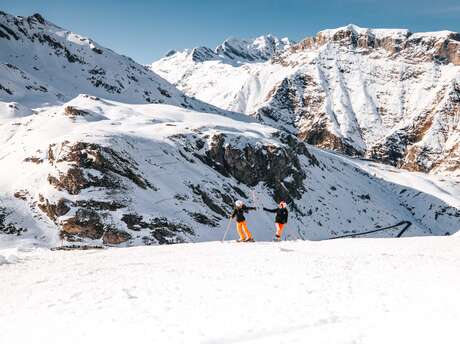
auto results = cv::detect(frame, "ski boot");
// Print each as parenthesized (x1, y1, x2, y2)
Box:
(244, 237, 255, 242)
(273, 235, 281, 242)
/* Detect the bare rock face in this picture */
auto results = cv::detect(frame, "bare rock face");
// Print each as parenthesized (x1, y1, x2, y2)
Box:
(47, 142, 152, 195)
(63, 106, 88, 118)
(39, 141, 155, 242)
(256, 73, 361, 156)
(35, 139, 197, 245)
(37, 197, 71, 221)
(48, 168, 89, 195)
(284, 29, 460, 170)
(121, 214, 193, 245)
(61, 209, 104, 241)
(192, 132, 318, 203)
(102, 230, 132, 245)
(369, 81, 460, 173)
(191, 47, 219, 62)
(0, 207, 26, 236)
(292, 25, 460, 66)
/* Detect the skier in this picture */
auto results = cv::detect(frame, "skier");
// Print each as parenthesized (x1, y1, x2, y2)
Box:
(231, 200, 256, 242)
(263, 201, 289, 241)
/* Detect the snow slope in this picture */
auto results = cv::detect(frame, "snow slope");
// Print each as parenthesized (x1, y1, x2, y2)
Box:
(0, 11, 223, 120)
(0, 95, 459, 248)
(152, 24, 460, 175)
(1, 237, 459, 343)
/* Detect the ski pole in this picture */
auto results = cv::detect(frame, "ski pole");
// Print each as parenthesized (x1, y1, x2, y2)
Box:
(221, 215, 233, 242)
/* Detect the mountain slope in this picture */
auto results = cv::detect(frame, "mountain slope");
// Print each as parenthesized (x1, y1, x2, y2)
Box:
(0, 11, 222, 119)
(151, 24, 460, 175)
(1, 95, 459, 248)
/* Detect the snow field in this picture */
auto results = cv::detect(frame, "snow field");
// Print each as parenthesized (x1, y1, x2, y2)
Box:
(1, 237, 459, 343)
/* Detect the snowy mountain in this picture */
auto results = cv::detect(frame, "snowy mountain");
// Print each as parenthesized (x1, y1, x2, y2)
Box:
(166, 34, 293, 65)
(0, 13, 459, 248)
(1, 95, 459, 247)
(0, 11, 222, 119)
(151, 24, 460, 175)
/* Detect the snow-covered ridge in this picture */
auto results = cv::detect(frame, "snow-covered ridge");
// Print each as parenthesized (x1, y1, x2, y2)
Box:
(162, 34, 293, 65)
(0, 11, 225, 118)
(318, 24, 410, 40)
(215, 34, 293, 63)
(294, 23, 460, 65)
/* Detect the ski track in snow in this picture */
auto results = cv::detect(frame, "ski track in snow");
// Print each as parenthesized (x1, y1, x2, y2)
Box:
(1, 238, 460, 344)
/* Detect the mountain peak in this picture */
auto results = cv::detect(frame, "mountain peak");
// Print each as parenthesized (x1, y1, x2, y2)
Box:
(30, 13, 46, 25)
(215, 34, 293, 63)
(160, 34, 294, 64)
(318, 24, 410, 40)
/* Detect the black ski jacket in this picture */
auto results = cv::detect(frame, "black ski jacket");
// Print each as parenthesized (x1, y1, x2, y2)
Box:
(231, 205, 256, 222)
(263, 207, 288, 224)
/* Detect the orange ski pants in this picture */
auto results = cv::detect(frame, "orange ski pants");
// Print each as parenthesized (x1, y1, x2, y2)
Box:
(276, 223, 285, 237)
(236, 221, 253, 240)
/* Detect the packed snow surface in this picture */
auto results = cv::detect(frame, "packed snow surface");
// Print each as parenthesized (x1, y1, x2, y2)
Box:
(1, 237, 459, 344)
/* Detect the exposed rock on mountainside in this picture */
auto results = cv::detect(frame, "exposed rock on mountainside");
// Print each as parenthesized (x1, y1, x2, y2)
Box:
(215, 35, 293, 62)
(152, 24, 460, 176)
(182, 35, 293, 64)
(293, 24, 460, 66)
(173, 131, 317, 203)
(0, 207, 26, 236)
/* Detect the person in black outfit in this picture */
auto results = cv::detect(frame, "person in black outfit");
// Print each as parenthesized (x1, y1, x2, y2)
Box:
(231, 200, 256, 242)
(263, 201, 288, 241)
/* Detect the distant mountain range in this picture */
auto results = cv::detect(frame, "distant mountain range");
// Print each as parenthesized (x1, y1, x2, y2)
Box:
(152, 24, 460, 176)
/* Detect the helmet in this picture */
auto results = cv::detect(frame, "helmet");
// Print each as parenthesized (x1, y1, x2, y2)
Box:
(235, 200, 244, 208)
(279, 201, 287, 208)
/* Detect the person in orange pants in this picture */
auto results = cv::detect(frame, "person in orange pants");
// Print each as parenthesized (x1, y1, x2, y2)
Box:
(231, 200, 256, 242)
(263, 201, 289, 241)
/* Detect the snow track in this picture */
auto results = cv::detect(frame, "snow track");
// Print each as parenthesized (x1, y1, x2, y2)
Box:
(1, 238, 459, 344)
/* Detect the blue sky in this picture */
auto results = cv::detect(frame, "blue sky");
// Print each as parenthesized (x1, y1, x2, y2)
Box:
(2, 0, 460, 64)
